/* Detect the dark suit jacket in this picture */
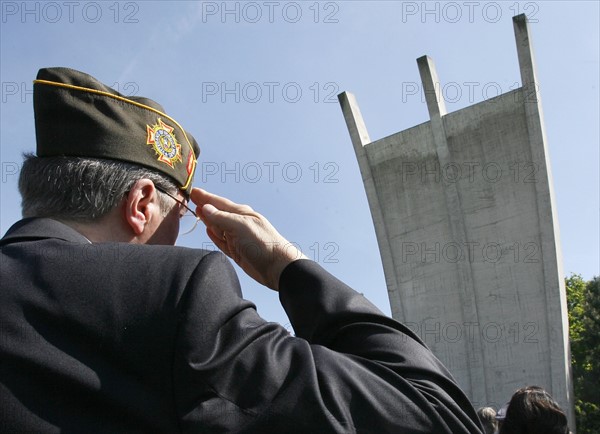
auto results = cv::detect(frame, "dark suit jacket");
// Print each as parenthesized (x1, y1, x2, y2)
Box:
(0, 218, 482, 433)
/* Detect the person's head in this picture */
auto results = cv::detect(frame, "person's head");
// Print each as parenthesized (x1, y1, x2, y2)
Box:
(23, 67, 200, 244)
(476, 407, 498, 434)
(499, 386, 569, 434)
(19, 154, 192, 245)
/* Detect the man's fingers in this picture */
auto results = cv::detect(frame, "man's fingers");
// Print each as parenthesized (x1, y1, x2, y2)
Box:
(199, 204, 229, 244)
(206, 227, 243, 264)
(200, 203, 248, 234)
(191, 188, 233, 209)
(191, 188, 256, 216)
(206, 227, 229, 252)
(201, 203, 219, 218)
(201, 204, 249, 256)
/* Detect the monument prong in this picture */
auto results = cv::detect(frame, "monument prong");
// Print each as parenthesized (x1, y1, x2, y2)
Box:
(514, 13, 575, 428)
(337, 91, 405, 322)
(513, 13, 538, 99)
(338, 91, 371, 149)
(417, 55, 447, 119)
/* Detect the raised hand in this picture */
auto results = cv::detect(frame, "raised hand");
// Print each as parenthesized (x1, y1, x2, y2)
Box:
(190, 188, 307, 291)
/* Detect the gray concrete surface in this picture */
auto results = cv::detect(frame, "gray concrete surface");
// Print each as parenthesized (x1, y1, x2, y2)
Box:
(338, 14, 574, 429)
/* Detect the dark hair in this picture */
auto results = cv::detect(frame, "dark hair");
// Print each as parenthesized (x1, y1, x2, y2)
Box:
(499, 386, 569, 434)
(19, 154, 178, 221)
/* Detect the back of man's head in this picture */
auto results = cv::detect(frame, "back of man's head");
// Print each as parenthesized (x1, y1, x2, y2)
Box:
(23, 67, 200, 223)
(19, 155, 177, 222)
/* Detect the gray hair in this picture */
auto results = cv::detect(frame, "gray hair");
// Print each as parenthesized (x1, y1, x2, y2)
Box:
(19, 154, 180, 222)
(477, 407, 498, 434)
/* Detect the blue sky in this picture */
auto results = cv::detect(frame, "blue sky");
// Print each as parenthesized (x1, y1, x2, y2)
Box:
(1, 1, 598, 326)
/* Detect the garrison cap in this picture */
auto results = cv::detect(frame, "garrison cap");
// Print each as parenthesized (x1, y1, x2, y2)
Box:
(33, 67, 199, 195)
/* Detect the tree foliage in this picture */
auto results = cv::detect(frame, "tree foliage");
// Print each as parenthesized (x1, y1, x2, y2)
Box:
(566, 274, 600, 434)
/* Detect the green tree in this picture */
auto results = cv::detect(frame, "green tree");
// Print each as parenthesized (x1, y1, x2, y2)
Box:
(566, 274, 600, 434)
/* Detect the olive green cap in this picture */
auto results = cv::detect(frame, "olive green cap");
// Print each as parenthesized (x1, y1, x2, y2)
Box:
(33, 67, 200, 195)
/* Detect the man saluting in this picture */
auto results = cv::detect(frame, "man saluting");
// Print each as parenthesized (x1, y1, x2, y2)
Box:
(0, 67, 483, 433)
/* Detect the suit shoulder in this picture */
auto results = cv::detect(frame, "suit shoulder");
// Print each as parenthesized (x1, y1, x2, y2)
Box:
(93, 242, 219, 265)
(63, 242, 232, 287)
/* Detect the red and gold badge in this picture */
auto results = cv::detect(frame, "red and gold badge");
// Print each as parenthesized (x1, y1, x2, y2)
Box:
(146, 118, 182, 168)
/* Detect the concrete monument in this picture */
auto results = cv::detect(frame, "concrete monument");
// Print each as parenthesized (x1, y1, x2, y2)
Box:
(338, 14, 574, 428)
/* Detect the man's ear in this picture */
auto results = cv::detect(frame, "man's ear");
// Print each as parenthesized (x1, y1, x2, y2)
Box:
(124, 179, 159, 235)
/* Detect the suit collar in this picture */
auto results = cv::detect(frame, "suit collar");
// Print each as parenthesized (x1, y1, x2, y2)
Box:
(0, 218, 90, 246)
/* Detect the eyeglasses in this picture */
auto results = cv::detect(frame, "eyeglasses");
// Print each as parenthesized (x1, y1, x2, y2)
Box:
(155, 186, 200, 236)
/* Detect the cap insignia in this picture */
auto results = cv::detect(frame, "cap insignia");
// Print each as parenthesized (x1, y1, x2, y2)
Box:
(146, 118, 182, 168)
